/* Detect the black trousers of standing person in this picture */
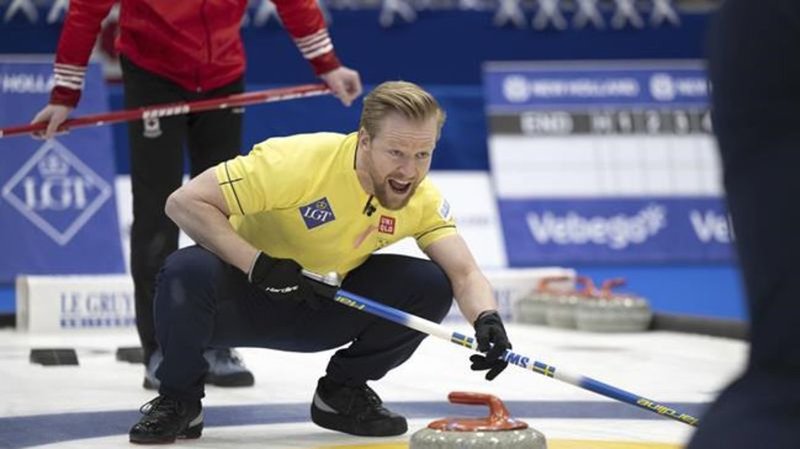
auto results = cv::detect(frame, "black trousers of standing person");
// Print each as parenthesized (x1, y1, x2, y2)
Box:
(121, 57, 245, 365)
(152, 247, 454, 402)
(688, 1, 800, 448)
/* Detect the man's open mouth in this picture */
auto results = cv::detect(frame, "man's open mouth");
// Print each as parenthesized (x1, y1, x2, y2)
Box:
(388, 179, 412, 194)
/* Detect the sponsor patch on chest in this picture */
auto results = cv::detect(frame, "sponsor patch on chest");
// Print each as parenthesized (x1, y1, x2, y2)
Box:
(378, 215, 396, 234)
(299, 197, 336, 229)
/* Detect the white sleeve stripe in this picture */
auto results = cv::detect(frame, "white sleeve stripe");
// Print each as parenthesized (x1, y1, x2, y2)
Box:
(297, 34, 329, 52)
(303, 43, 334, 60)
(55, 79, 84, 90)
(299, 37, 333, 58)
(54, 63, 87, 73)
(55, 69, 86, 78)
(300, 40, 332, 58)
(55, 76, 83, 90)
(55, 76, 85, 86)
(55, 69, 87, 79)
(294, 29, 327, 45)
(55, 77, 84, 88)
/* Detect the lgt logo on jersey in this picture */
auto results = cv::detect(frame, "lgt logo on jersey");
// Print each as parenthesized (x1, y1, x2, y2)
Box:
(1, 140, 113, 245)
(378, 215, 395, 234)
(299, 197, 336, 229)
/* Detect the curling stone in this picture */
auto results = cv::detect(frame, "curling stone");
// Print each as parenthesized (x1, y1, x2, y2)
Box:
(515, 276, 572, 325)
(575, 278, 653, 333)
(410, 392, 547, 449)
(545, 276, 596, 329)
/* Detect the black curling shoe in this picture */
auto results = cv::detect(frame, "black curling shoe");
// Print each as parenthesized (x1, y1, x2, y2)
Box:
(129, 395, 203, 444)
(310, 376, 408, 437)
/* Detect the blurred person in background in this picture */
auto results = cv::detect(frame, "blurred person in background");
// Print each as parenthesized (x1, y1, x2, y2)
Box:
(30, 0, 362, 391)
(688, 0, 800, 448)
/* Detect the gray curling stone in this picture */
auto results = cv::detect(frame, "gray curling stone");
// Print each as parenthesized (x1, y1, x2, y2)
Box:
(410, 392, 547, 449)
(575, 278, 653, 333)
(544, 276, 596, 329)
(515, 276, 572, 325)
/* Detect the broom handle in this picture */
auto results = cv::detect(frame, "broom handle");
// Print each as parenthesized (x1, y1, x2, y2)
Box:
(302, 270, 700, 428)
(0, 83, 331, 139)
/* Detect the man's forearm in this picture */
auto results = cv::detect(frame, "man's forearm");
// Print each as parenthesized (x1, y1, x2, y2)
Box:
(165, 195, 257, 274)
(453, 270, 498, 324)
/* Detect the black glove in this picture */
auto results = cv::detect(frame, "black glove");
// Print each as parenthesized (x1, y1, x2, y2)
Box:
(248, 251, 315, 305)
(469, 310, 511, 381)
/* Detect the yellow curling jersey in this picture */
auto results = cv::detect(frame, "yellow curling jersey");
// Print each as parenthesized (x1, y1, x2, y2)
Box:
(214, 132, 457, 278)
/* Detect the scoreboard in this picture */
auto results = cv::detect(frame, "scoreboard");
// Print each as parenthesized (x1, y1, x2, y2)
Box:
(484, 61, 734, 265)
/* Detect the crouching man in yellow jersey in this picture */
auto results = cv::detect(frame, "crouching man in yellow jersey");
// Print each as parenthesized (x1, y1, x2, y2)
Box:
(128, 81, 512, 444)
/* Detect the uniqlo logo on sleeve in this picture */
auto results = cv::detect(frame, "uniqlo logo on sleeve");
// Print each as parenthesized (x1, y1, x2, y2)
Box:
(378, 215, 395, 234)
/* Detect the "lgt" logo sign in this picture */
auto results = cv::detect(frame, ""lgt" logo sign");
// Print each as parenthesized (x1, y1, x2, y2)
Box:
(2, 140, 112, 245)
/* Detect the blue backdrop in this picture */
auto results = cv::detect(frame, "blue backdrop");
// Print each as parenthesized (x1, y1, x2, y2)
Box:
(0, 4, 745, 321)
(0, 61, 124, 282)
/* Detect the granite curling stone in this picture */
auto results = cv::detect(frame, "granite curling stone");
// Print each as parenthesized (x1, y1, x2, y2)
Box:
(515, 276, 572, 325)
(545, 276, 596, 329)
(410, 392, 547, 449)
(575, 278, 653, 333)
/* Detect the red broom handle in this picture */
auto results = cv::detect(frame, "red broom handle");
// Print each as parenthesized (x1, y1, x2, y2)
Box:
(0, 83, 331, 139)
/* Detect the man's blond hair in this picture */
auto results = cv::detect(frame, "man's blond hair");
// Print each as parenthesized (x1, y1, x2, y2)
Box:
(359, 81, 446, 138)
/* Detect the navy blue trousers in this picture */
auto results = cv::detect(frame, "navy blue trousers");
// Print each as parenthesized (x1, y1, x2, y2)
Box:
(688, 1, 800, 448)
(153, 246, 453, 401)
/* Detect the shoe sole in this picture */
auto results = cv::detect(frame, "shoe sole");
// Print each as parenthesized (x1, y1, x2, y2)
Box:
(129, 423, 203, 444)
(205, 371, 255, 387)
(311, 405, 407, 437)
(142, 372, 254, 391)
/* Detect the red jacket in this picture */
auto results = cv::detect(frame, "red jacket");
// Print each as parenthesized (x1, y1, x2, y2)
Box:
(51, 0, 341, 107)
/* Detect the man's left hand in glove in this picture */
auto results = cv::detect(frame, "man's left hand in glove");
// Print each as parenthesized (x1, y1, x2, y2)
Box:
(469, 310, 512, 380)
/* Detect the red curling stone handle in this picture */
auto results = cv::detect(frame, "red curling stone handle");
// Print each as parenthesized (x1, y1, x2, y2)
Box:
(426, 392, 528, 431)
